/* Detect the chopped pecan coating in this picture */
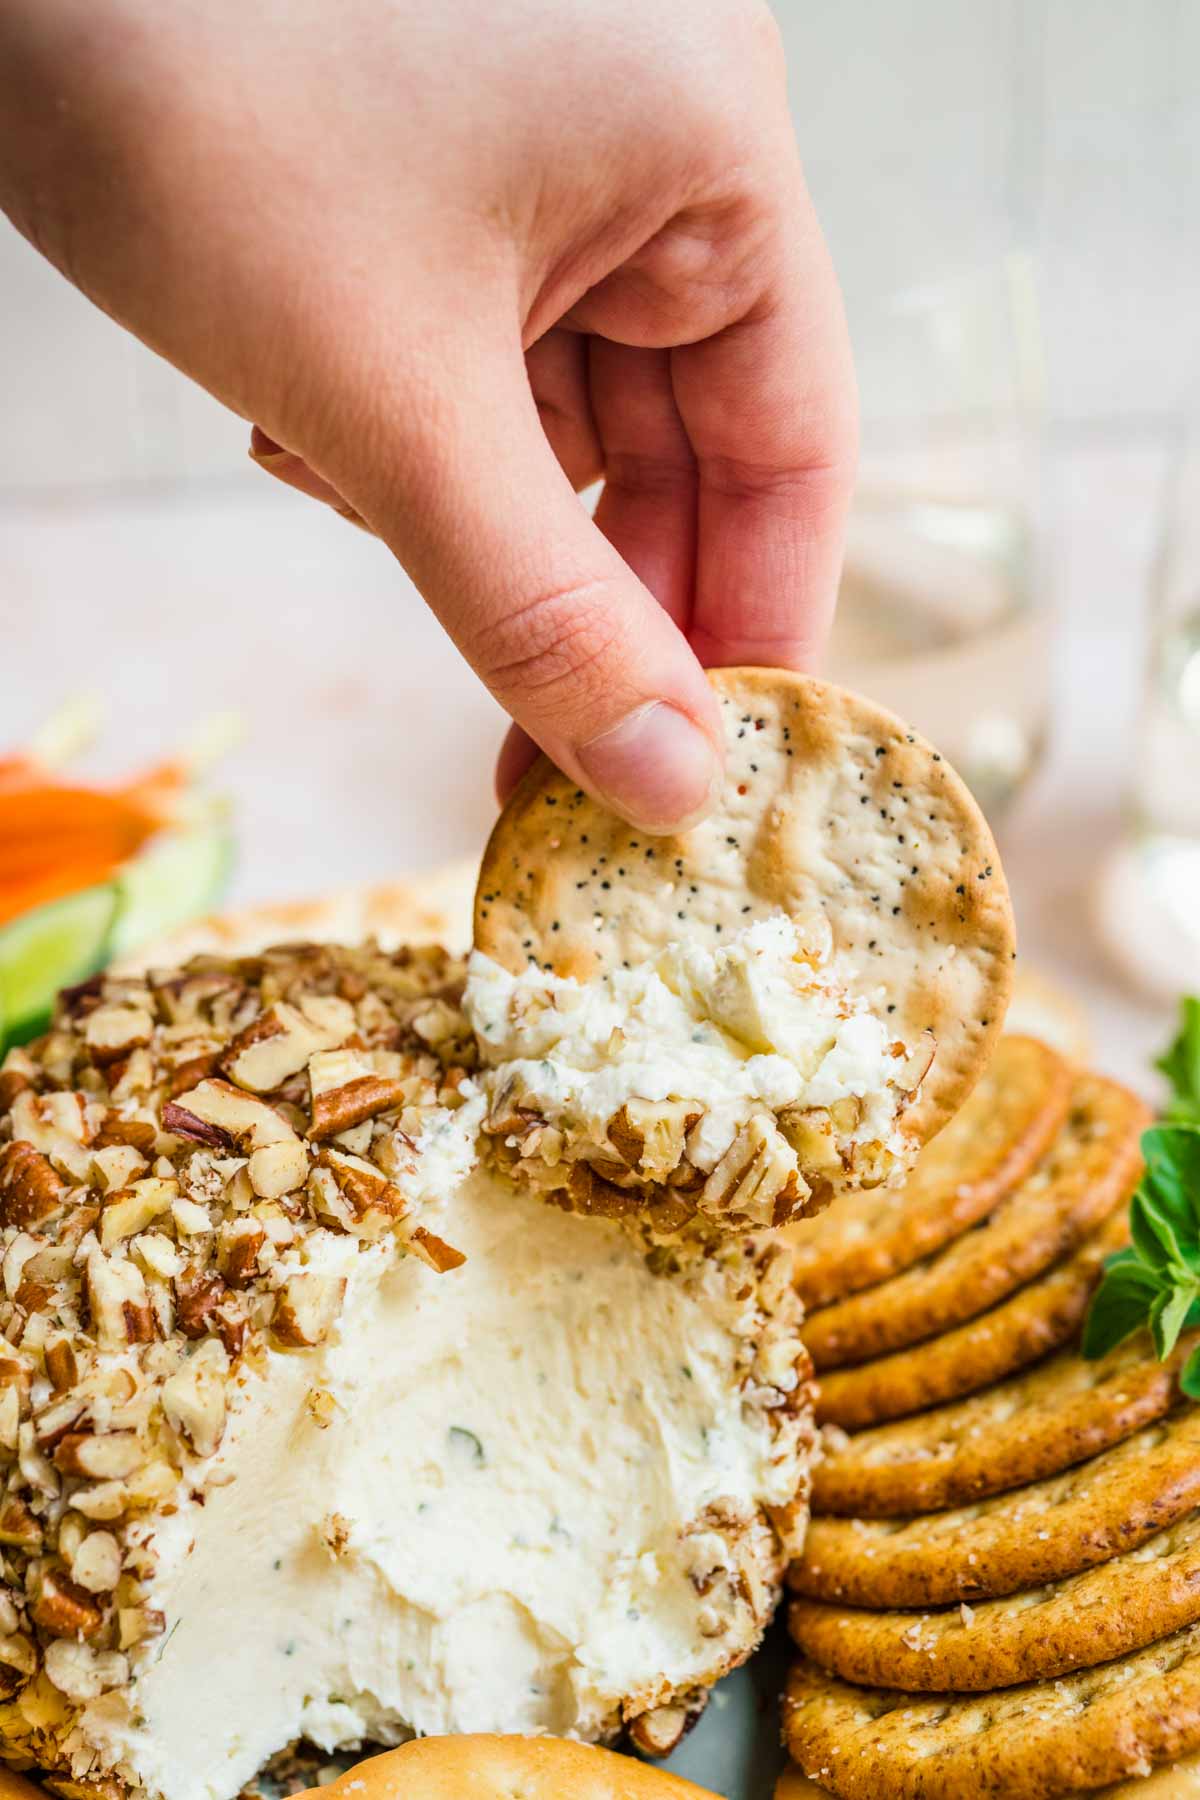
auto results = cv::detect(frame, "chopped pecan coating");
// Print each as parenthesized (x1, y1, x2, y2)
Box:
(0, 935, 814, 1794)
(0, 937, 474, 1734)
(0, 1142, 68, 1229)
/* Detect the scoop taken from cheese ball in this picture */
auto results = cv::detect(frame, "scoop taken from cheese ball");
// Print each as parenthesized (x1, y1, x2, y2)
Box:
(304, 1736, 721, 1798)
(0, 941, 813, 1800)
(471, 669, 1015, 1235)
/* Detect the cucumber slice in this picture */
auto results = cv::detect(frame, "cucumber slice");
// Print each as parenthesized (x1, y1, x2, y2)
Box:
(109, 822, 234, 960)
(0, 883, 118, 1049)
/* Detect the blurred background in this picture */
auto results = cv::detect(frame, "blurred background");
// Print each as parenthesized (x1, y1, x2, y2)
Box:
(1, 0, 1197, 1085)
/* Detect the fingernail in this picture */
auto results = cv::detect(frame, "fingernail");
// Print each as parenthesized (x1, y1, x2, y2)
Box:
(248, 444, 290, 471)
(577, 702, 720, 833)
(250, 426, 284, 458)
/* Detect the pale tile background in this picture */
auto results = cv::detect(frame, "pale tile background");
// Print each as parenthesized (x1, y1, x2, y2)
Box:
(1, 0, 1197, 1088)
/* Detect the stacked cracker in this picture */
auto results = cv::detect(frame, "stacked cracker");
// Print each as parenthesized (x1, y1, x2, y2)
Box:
(780, 1034, 1200, 1797)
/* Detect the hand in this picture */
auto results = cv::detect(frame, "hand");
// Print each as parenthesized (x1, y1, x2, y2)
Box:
(0, 0, 856, 832)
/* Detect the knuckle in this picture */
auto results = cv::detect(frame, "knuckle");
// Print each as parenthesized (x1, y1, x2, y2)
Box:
(469, 577, 627, 704)
(603, 452, 695, 503)
(700, 450, 856, 520)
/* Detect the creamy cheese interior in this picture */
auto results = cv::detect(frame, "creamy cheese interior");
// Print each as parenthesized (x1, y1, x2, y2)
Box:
(79, 1169, 791, 1800)
(466, 914, 913, 1171)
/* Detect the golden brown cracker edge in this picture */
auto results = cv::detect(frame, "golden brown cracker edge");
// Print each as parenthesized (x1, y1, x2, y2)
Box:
(301, 1737, 721, 1799)
(787, 1034, 1074, 1311)
(474, 669, 1015, 1157)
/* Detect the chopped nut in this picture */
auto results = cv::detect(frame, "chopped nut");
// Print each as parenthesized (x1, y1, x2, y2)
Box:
(9, 1090, 92, 1180)
(0, 1386, 21, 1452)
(93, 1114, 157, 1156)
(161, 1340, 228, 1457)
(84, 1004, 154, 1064)
(308, 1058, 409, 1141)
(43, 1638, 127, 1699)
(0, 1142, 67, 1229)
(117, 1605, 165, 1649)
(171, 1079, 298, 1152)
(752, 1330, 804, 1392)
(406, 1226, 467, 1273)
(84, 1250, 154, 1348)
(71, 1531, 122, 1593)
(167, 1052, 222, 1097)
(131, 1231, 184, 1281)
(31, 1568, 105, 1639)
(224, 1003, 342, 1094)
(18, 1419, 60, 1495)
(174, 1268, 227, 1339)
(161, 1101, 235, 1152)
(0, 1498, 42, 1548)
(0, 1064, 33, 1114)
(70, 1481, 128, 1522)
(217, 1218, 266, 1287)
(170, 1196, 213, 1236)
(44, 1336, 79, 1394)
(90, 1144, 149, 1194)
(33, 1392, 87, 1449)
(305, 1387, 336, 1429)
(699, 1114, 807, 1229)
(0, 1632, 36, 1680)
(628, 1703, 693, 1756)
(271, 1273, 346, 1347)
(122, 1457, 177, 1509)
(54, 1432, 144, 1480)
(314, 1149, 406, 1238)
(247, 1138, 309, 1199)
(608, 1099, 701, 1179)
(100, 1177, 176, 1249)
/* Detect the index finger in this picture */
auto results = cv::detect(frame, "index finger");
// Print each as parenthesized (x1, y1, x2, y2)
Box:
(671, 170, 858, 672)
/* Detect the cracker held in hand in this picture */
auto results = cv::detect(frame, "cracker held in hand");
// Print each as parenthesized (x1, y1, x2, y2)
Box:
(472, 670, 1014, 1232)
(303, 1737, 719, 1799)
(783, 1620, 1200, 1800)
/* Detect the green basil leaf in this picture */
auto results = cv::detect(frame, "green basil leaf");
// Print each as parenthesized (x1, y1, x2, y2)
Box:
(1158, 997, 1200, 1125)
(1182, 1343, 1200, 1401)
(1102, 1246, 1143, 1273)
(1129, 1188, 1191, 1274)
(1151, 1282, 1199, 1360)
(1082, 1258, 1165, 1359)
(1141, 1125, 1200, 1248)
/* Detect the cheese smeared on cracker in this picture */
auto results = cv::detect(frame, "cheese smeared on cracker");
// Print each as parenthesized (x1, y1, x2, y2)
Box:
(467, 913, 928, 1231)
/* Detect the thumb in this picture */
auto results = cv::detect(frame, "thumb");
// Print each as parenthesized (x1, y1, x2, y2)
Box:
(305, 347, 724, 835)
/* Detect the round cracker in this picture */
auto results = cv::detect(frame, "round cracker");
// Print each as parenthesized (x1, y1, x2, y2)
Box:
(785, 1035, 1072, 1312)
(782, 1621, 1200, 1800)
(790, 1509, 1200, 1692)
(303, 1737, 717, 1800)
(803, 1073, 1146, 1370)
(812, 1328, 1200, 1518)
(814, 1206, 1130, 1431)
(793, 1408, 1200, 1607)
(474, 670, 1015, 1156)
